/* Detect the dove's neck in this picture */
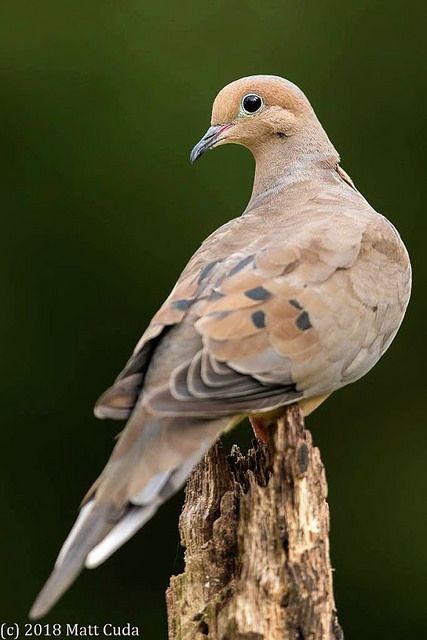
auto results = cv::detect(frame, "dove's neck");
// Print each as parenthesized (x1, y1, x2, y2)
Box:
(248, 124, 339, 209)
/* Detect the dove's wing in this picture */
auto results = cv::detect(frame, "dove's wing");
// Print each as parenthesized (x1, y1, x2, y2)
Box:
(96, 184, 411, 423)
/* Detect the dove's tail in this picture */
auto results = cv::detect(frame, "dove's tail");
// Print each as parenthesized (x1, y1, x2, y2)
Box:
(29, 500, 116, 619)
(29, 414, 229, 620)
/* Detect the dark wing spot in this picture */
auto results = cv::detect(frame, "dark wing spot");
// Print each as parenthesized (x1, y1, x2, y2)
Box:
(173, 298, 193, 311)
(198, 260, 218, 284)
(245, 286, 271, 301)
(296, 311, 312, 331)
(228, 255, 254, 277)
(251, 310, 266, 329)
(289, 298, 303, 310)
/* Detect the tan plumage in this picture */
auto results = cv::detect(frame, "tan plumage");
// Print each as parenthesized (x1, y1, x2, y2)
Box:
(30, 75, 411, 619)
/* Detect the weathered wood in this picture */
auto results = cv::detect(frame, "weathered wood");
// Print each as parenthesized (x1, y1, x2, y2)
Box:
(166, 405, 343, 640)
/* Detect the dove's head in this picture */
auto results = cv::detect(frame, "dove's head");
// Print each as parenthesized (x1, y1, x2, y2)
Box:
(190, 75, 323, 163)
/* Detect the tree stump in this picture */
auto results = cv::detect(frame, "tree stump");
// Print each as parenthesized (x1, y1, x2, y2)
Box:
(166, 405, 343, 640)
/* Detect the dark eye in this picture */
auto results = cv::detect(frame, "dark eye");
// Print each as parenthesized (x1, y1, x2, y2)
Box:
(241, 93, 263, 115)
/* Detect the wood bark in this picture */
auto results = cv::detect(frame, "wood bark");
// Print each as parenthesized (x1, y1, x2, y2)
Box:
(166, 405, 343, 640)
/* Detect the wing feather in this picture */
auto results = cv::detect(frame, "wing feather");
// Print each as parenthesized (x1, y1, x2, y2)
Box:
(95, 188, 410, 422)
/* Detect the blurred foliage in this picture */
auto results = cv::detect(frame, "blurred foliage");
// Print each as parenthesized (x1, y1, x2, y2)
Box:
(0, 1, 425, 638)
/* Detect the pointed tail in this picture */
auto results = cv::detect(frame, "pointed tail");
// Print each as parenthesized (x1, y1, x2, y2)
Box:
(29, 501, 116, 619)
(30, 415, 229, 619)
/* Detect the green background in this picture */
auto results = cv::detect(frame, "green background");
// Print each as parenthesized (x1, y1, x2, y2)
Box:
(0, 1, 425, 638)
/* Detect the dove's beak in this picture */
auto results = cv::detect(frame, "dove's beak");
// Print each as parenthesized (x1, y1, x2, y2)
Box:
(190, 124, 234, 163)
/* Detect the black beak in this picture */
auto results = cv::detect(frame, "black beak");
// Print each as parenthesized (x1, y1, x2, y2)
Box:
(190, 124, 233, 163)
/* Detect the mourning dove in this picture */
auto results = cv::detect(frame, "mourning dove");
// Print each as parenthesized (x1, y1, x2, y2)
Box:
(30, 75, 411, 618)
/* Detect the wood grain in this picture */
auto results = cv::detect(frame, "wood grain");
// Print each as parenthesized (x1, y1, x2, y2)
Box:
(166, 405, 343, 639)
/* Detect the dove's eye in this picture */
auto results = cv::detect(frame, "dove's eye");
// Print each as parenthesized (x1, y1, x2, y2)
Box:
(241, 93, 264, 115)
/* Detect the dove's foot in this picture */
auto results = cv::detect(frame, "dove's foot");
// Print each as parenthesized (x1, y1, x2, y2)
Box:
(249, 416, 271, 444)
